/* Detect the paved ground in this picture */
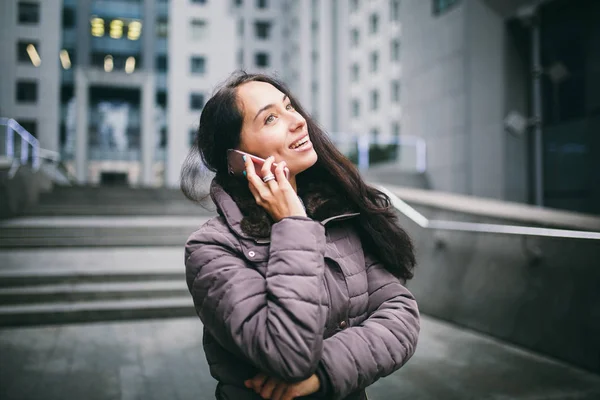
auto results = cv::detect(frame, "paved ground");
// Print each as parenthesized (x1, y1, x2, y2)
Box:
(1, 316, 600, 400)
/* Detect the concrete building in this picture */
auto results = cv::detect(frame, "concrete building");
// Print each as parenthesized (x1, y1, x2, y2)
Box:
(402, 0, 600, 214)
(0, 0, 62, 154)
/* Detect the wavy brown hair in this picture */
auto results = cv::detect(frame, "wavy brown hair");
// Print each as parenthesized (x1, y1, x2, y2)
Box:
(181, 71, 415, 280)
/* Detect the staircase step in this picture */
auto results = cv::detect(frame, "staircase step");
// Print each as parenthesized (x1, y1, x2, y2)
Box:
(0, 270, 182, 288)
(0, 216, 211, 248)
(0, 280, 189, 305)
(0, 297, 195, 327)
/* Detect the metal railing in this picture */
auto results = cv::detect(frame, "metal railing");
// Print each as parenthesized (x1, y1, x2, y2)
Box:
(377, 185, 600, 241)
(332, 134, 427, 173)
(1, 118, 40, 177)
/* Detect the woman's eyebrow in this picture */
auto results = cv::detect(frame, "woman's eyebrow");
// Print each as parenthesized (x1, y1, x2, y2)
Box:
(253, 94, 288, 121)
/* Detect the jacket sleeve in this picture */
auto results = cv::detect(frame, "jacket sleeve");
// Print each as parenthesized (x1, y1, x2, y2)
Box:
(317, 253, 420, 399)
(185, 217, 328, 382)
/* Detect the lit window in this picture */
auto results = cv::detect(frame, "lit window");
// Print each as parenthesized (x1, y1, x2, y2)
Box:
(110, 19, 124, 39)
(190, 19, 208, 40)
(17, 41, 38, 65)
(90, 17, 105, 37)
(190, 93, 205, 110)
(18, 2, 39, 24)
(190, 56, 206, 74)
(127, 20, 142, 40)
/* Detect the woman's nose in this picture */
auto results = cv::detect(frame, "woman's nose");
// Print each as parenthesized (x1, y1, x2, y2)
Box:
(289, 112, 305, 132)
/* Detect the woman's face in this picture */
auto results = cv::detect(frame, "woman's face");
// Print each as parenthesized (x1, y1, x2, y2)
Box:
(236, 81, 318, 176)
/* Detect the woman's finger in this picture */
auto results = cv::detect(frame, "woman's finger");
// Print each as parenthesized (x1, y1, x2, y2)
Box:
(261, 156, 275, 180)
(259, 377, 279, 399)
(245, 155, 271, 201)
(271, 381, 288, 400)
(250, 373, 268, 394)
(274, 161, 289, 185)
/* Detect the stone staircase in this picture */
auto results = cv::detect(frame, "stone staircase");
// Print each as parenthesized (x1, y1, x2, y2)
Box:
(0, 186, 216, 327)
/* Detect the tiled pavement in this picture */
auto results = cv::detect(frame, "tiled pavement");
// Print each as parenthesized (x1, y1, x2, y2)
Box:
(2, 316, 600, 400)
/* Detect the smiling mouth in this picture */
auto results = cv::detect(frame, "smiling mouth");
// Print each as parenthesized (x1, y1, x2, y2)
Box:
(289, 135, 309, 149)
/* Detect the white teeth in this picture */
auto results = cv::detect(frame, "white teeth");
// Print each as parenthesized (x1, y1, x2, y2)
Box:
(291, 136, 308, 149)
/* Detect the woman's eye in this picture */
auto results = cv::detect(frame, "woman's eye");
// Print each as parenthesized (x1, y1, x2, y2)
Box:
(265, 115, 276, 124)
(286, 103, 295, 111)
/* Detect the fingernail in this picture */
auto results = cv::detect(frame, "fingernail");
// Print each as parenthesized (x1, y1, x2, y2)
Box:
(243, 171, 246, 176)
(242, 155, 246, 161)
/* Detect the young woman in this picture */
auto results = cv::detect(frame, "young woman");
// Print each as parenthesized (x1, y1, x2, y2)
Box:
(182, 72, 419, 400)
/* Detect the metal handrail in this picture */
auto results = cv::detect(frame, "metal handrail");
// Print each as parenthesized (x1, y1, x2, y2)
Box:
(1, 117, 41, 177)
(377, 185, 600, 240)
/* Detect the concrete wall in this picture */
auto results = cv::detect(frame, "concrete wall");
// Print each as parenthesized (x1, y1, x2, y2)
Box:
(401, 203, 600, 373)
(402, 0, 530, 201)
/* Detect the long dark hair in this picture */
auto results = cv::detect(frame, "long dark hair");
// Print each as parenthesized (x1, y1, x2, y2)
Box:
(181, 71, 415, 281)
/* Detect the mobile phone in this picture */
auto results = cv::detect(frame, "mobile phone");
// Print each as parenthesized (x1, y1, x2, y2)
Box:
(227, 149, 288, 179)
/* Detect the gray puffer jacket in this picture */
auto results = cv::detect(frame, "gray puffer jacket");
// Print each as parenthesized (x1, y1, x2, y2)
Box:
(185, 180, 420, 400)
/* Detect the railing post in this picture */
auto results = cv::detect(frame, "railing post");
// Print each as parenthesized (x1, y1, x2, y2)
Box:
(21, 135, 29, 165)
(6, 124, 13, 158)
(358, 135, 370, 171)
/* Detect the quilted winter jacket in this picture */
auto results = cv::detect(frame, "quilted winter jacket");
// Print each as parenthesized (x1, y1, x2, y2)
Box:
(185, 181, 420, 400)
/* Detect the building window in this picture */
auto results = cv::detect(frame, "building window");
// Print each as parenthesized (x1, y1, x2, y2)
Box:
(17, 41, 38, 64)
(16, 81, 38, 103)
(370, 51, 379, 72)
(190, 19, 208, 40)
(350, 0, 359, 13)
(351, 99, 360, 117)
(257, 0, 268, 9)
(351, 28, 359, 47)
(190, 56, 206, 74)
(255, 52, 269, 67)
(157, 17, 168, 37)
(351, 64, 359, 82)
(156, 55, 168, 72)
(63, 7, 75, 29)
(390, 0, 400, 22)
(370, 127, 380, 141)
(191, 0, 207, 4)
(19, 120, 37, 137)
(189, 128, 197, 146)
(391, 80, 400, 103)
(391, 40, 401, 61)
(18, 2, 39, 24)
(370, 90, 379, 110)
(255, 21, 272, 39)
(391, 122, 400, 137)
(433, 0, 459, 16)
(190, 93, 205, 110)
(369, 13, 379, 34)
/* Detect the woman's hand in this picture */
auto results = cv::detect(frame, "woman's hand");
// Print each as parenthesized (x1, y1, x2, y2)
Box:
(244, 373, 320, 400)
(245, 155, 306, 222)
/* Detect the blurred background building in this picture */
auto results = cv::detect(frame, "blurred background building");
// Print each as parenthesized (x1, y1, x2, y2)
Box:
(0, 0, 598, 215)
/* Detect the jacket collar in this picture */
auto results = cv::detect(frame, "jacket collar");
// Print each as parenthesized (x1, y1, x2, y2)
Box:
(210, 179, 359, 244)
